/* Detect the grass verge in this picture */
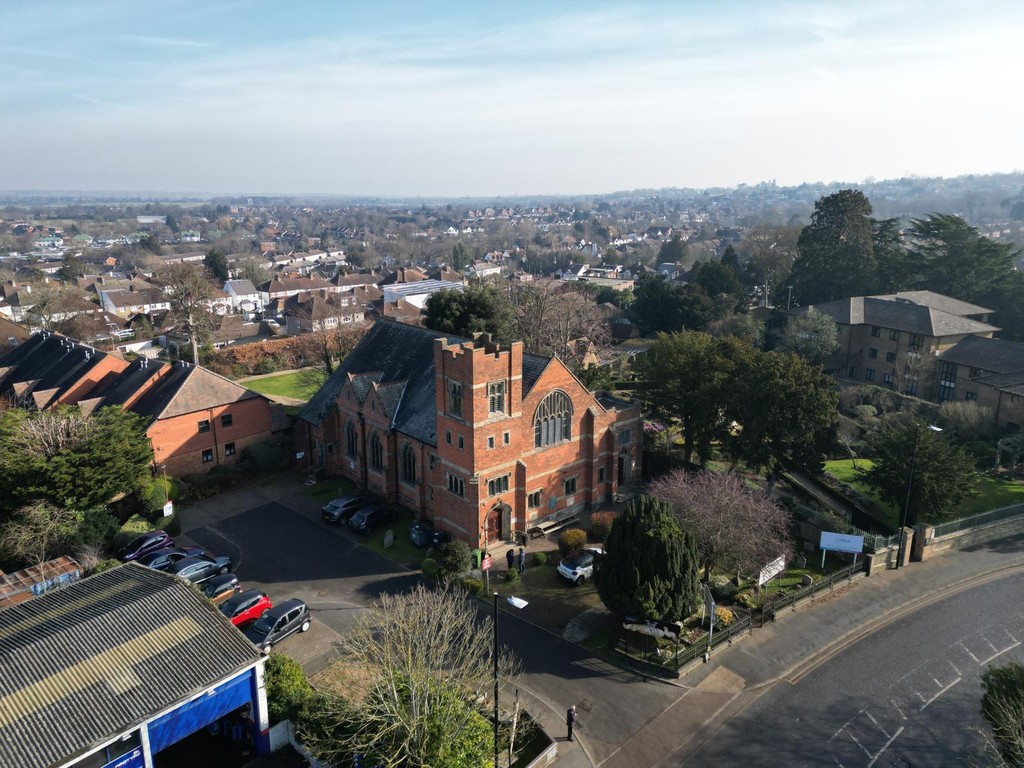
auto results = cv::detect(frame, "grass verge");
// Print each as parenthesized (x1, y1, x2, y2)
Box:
(242, 370, 319, 401)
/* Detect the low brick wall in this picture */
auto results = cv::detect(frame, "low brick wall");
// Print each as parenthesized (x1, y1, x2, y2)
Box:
(919, 515, 1024, 559)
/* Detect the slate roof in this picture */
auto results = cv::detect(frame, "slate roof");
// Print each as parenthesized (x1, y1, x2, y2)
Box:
(118, 361, 264, 421)
(0, 333, 123, 409)
(873, 291, 993, 317)
(940, 336, 1024, 374)
(300, 320, 548, 446)
(0, 563, 261, 768)
(800, 296, 999, 337)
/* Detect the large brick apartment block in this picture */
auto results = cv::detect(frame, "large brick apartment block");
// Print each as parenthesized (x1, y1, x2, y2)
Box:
(0, 332, 275, 477)
(299, 320, 642, 548)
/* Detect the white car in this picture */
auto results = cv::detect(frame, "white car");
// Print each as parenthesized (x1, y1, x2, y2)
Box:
(557, 547, 603, 585)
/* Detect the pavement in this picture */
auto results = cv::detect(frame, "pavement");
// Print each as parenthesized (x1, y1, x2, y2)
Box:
(178, 476, 1024, 767)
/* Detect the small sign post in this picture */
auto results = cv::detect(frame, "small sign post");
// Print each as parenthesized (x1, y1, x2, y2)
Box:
(701, 582, 716, 660)
(819, 531, 865, 570)
(482, 553, 492, 592)
(162, 500, 174, 518)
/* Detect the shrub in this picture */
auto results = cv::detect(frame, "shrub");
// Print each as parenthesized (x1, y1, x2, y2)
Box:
(589, 512, 615, 542)
(708, 575, 738, 601)
(265, 653, 314, 724)
(734, 590, 758, 610)
(532, 551, 548, 566)
(503, 569, 519, 584)
(460, 577, 484, 596)
(91, 558, 122, 574)
(850, 404, 877, 421)
(714, 606, 735, 628)
(436, 541, 472, 582)
(421, 557, 438, 579)
(558, 528, 587, 557)
(73, 508, 121, 550)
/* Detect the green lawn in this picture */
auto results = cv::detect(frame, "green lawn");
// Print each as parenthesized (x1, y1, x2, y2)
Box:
(242, 371, 320, 401)
(824, 459, 1024, 519)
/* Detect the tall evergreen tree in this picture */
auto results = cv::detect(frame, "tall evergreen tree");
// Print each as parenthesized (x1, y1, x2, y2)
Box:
(595, 495, 700, 622)
(790, 190, 879, 304)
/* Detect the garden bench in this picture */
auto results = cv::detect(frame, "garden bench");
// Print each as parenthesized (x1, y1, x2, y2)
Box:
(528, 513, 579, 539)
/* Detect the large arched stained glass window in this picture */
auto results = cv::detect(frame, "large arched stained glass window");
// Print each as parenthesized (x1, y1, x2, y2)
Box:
(345, 421, 358, 458)
(401, 443, 416, 483)
(369, 432, 384, 472)
(533, 391, 573, 448)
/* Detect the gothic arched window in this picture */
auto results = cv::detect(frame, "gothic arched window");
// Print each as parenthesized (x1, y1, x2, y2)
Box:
(369, 432, 384, 472)
(345, 421, 358, 458)
(533, 391, 573, 448)
(401, 443, 416, 483)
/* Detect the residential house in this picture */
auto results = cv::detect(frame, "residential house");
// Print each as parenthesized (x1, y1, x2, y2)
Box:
(464, 260, 502, 280)
(0, 332, 275, 477)
(298, 320, 642, 548)
(558, 263, 589, 281)
(259, 274, 334, 305)
(933, 336, 1024, 430)
(99, 287, 172, 318)
(282, 290, 365, 335)
(0, 316, 30, 351)
(223, 278, 261, 315)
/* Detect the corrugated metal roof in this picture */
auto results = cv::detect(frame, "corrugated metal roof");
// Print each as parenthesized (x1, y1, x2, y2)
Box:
(0, 563, 262, 768)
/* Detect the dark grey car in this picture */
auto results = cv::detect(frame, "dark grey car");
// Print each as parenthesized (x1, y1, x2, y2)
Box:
(321, 494, 368, 524)
(244, 599, 311, 651)
(167, 554, 232, 584)
(348, 504, 395, 534)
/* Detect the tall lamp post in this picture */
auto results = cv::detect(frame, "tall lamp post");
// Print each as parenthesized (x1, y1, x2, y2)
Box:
(898, 423, 942, 569)
(494, 592, 528, 768)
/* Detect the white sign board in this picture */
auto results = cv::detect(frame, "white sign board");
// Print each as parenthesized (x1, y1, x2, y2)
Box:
(758, 555, 786, 587)
(819, 531, 864, 554)
(162, 500, 174, 518)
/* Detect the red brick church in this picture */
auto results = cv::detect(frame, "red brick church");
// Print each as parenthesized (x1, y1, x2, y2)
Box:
(298, 320, 641, 548)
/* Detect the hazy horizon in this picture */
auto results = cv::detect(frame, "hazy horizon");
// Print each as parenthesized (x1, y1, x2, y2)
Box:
(4, 1, 1023, 197)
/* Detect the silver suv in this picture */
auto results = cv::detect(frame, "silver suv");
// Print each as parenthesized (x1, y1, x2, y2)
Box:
(557, 547, 603, 585)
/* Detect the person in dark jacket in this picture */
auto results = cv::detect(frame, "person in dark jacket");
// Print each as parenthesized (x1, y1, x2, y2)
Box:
(506, 547, 515, 570)
(566, 705, 576, 741)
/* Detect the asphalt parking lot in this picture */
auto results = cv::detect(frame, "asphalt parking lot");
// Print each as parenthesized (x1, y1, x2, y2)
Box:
(182, 500, 420, 672)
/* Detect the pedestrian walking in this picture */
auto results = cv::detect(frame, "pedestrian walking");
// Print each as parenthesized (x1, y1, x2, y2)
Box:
(506, 547, 515, 571)
(566, 705, 576, 741)
(517, 547, 526, 575)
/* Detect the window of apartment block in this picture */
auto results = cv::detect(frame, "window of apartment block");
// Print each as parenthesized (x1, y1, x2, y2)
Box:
(871, 326, 881, 337)
(909, 334, 924, 349)
(488, 475, 510, 496)
(198, 419, 210, 433)
(225, 442, 236, 456)
(346, 421, 358, 457)
(965, 391, 978, 401)
(528, 491, 542, 508)
(865, 368, 875, 381)
(969, 367, 982, 378)
(369, 433, 383, 471)
(448, 381, 463, 417)
(937, 361, 958, 402)
(445, 430, 452, 445)
(447, 472, 465, 498)
(458, 435, 464, 450)
(202, 449, 213, 463)
(221, 413, 233, 428)
(564, 477, 577, 495)
(487, 436, 495, 449)
(883, 372, 894, 385)
(488, 381, 506, 414)
(598, 467, 606, 483)
(868, 348, 878, 359)
(619, 429, 632, 445)
(889, 329, 900, 341)
(885, 352, 897, 363)
(503, 432, 510, 445)
(848, 367, 858, 378)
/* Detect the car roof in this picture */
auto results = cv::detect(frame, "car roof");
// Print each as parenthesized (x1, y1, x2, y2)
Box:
(265, 599, 306, 618)
(224, 589, 263, 605)
(168, 556, 210, 572)
(204, 573, 238, 590)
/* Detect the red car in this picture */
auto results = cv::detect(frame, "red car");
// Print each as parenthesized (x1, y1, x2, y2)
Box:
(220, 590, 273, 627)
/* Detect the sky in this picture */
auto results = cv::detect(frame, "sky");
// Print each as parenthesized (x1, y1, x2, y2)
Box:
(2, 0, 1023, 197)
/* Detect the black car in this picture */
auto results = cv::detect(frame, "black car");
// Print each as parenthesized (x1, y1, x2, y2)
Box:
(167, 554, 233, 584)
(321, 494, 368, 524)
(136, 546, 205, 571)
(348, 504, 395, 534)
(118, 530, 174, 562)
(244, 599, 311, 651)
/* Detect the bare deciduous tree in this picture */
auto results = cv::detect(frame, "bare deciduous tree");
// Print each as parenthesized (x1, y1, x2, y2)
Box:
(5, 407, 93, 459)
(299, 584, 526, 768)
(649, 469, 792, 580)
(162, 263, 216, 364)
(505, 279, 610, 371)
(0, 500, 78, 567)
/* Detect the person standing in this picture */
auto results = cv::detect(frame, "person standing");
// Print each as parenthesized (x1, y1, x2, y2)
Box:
(566, 705, 576, 741)
(517, 547, 526, 575)
(506, 547, 515, 571)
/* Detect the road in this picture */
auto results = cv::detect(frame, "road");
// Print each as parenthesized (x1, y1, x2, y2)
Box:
(682, 572, 1024, 767)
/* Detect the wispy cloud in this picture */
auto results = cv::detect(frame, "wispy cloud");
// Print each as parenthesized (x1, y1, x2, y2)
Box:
(121, 35, 211, 48)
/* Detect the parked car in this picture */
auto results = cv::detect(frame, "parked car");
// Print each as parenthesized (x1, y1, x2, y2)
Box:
(557, 547, 603, 585)
(118, 530, 174, 562)
(136, 546, 204, 571)
(244, 599, 311, 651)
(321, 494, 368, 524)
(202, 573, 241, 605)
(348, 504, 396, 535)
(167, 554, 233, 584)
(220, 590, 273, 627)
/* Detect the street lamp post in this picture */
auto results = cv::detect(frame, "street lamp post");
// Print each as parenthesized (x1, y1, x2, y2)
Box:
(898, 423, 942, 569)
(493, 592, 528, 768)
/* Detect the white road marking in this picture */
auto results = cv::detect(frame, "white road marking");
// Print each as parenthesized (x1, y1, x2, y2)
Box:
(890, 698, 907, 720)
(920, 677, 961, 710)
(864, 709, 890, 738)
(978, 641, 1021, 667)
(845, 728, 873, 759)
(958, 641, 980, 663)
(866, 726, 905, 768)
